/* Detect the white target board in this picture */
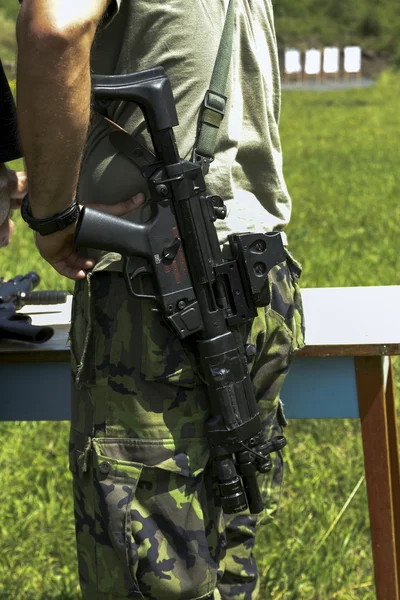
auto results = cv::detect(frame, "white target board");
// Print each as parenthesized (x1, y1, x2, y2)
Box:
(323, 47, 340, 74)
(304, 49, 321, 75)
(284, 49, 302, 75)
(344, 46, 362, 74)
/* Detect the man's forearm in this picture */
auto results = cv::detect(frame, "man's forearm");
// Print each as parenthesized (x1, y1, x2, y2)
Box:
(16, 1, 108, 219)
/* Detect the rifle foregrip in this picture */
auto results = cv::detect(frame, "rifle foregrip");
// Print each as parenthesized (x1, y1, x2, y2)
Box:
(22, 291, 67, 305)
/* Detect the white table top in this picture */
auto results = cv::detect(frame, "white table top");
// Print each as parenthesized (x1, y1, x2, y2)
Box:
(2, 286, 400, 361)
(301, 286, 400, 351)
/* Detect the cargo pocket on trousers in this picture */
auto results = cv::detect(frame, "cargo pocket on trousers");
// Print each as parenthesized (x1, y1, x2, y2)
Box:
(92, 449, 143, 596)
(89, 438, 220, 600)
(140, 300, 199, 387)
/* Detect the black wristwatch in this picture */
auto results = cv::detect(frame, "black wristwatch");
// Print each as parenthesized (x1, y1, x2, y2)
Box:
(21, 194, 80, 236)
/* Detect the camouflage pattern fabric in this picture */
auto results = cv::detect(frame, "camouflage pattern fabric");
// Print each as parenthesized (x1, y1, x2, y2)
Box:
(69, 252, 305, 600)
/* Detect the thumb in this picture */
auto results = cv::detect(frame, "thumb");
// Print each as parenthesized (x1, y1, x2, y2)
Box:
(90, 193, 145, 217)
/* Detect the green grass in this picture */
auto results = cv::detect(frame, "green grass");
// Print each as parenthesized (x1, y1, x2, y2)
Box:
(0, 422, 78, 599)
(1, 72, 400, 599)
(283, 69, 400, 288)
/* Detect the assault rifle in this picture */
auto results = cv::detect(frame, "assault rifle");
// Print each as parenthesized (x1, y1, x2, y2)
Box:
(74, 67, 287, 514)
(0, 272, 67, 344)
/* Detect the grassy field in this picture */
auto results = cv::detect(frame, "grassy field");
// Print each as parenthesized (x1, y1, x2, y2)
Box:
(1, 72, 400, 599)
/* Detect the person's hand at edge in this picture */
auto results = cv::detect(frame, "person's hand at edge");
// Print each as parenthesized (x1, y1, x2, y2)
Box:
(8, 170, 28, 208)
(0, 165, 28, 248)
(34, 193, 145, 280)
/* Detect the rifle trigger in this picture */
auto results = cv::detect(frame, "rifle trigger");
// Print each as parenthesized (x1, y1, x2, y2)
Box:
(122, 259, 157, 301)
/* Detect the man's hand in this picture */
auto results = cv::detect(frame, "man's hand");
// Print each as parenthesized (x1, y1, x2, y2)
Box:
(0, 166, 28, 248)
(8, 170, 28, 208)
(35, 193, 145, 280)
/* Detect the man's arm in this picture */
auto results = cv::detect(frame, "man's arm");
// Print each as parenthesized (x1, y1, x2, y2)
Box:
(16, 0, 145, 279)
(16, 0, 110, 219)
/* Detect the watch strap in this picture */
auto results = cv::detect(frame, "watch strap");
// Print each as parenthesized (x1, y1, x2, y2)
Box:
(21, 194, 80, 236)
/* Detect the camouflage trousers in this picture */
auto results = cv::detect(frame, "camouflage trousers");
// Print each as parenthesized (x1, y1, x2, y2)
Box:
(69, 252, 304, 600)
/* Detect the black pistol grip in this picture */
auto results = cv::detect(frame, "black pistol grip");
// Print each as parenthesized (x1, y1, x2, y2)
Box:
(74, 207, 153, 259)
(0, 317, 53, 344)
(92, 67, 179, 131)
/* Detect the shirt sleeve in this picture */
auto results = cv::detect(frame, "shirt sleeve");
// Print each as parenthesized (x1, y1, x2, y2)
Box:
(0, 60, 21, 163)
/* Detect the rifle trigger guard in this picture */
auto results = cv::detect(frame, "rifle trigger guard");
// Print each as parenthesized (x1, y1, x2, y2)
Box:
(123, 258, 157, 301)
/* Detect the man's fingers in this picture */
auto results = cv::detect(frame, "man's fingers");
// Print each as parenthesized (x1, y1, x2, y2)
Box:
(52, 260, 88, 280)
(59, 252, 95, 272)
(51, 253, 95, 280)
(89, 193, 145, 216)
(15, 171, 28, 195)
(70, 253, 95, 270)
(8, 170, 28, 201)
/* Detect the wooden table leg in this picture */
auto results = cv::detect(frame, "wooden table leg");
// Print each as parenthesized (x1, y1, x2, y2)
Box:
(355, 356, 400, 600)
(385, 358, 400, 591)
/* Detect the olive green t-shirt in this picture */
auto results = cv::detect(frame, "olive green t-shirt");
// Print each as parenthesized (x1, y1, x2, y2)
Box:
(79, 0, 291, 263)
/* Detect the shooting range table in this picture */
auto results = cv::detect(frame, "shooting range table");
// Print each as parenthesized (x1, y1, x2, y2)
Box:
(1, 286, 400, 600)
